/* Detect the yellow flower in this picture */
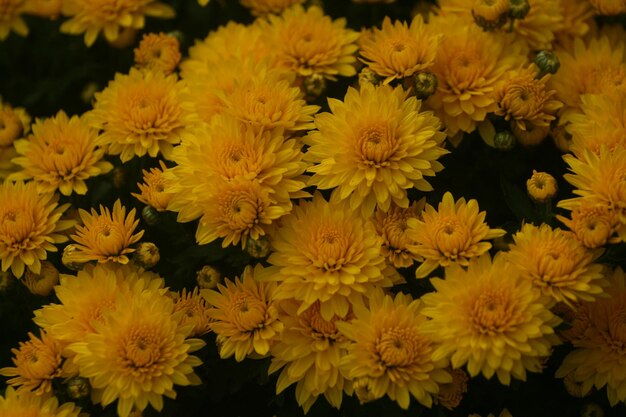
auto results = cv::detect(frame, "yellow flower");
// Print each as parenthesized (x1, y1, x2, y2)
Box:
(436, 368, 468, 410)
(196, 265, 221, 289)
(471, 0, 509, 30)
(0, 100, 30, 148)
(22, 0, 63, 19)
(21, 261, 60, 296)
(557, 203, 620, 249)
(554, 0, 594, 44)
(0, 331, 64, 396)
(270, 299, 351, 413)
(305, 83, 447, 217)
(495, 66, 562, 132)
(134, 32, 181, 75)
(202, 265, 283, 361)
(240, 0, 304, 16)
(262, 194, 393, 320)
(10, 111, 113, 196)
(60, 0, 174, 47)
(507, 223, 606, 303)
(421, 254, 561, 385)
(131, 160, 173, 212)
(374, 200, 424, 268)
(262, 5, 359, 79)
(66, 199, 144, 265)
(526, 170, 558, 203)
(173, 287, 212, 337)
(407, 191, 506, 278)
(0, 386, 82, 417)
(511, 0, 564, 51)
(0, 181, 73, 278)
(556, 267, 626, 406)
(588, 0, 626, 14)
(426, 15, 526, 136)
(67, 283, 205, 417)
(88, 68, 198, 162)
(0, 0, 28, 40)
(337, 288, 451, 409)
(359, 15, 441, 84)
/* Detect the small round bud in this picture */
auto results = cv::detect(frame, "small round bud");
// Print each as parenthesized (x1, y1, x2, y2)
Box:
(412, 72, 438, 100)
(80, 82, 99, 104)
(512, 122, 549, 147)
(508, 0, 530, 20)
(494, 130, 516, 150)
(534, 50, 560, 76)
(142, 205, 161, 226)
(106, 27, 138, 49)
(196, 265, 222, 289)
(358, 68, 381, 87)
(563, 371, 588, 398)
(353, 377, 378, 405)
(22, 261, 59, 296)
(65, 376, 91, 400)
(526, 170, 558, 203)
(302, 73, 326, 102)
(132, 242, 160, 269)
(0, 270, 14, 293)
(436, 368, 468, 410)
(580, 403, 604, 417)
(246, 236, 271, 258)
(62, 244, 86, 271)
(472, 0, 509, 30)
(551, 123, 572, 153)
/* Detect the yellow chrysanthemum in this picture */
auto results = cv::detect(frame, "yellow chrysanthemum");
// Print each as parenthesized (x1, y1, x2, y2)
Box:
(0, 331, 64, 396)
(202, 265, 283, 361)
(557, 203, 620, 249)
(495, 66, 562, 132)
(33, 263, 164, 349)
(421, 253, 561, 385)
(65, 199, 144, 265)
(554, 0, 594, 45)
(305, 83, 447, 217)
(261, 194, 393, 320)
(60, 0, 174, 47)
(173, 287, 212, 337)
(240, 0, 304, 16)
(131, 160, 173, 212)
(88, 68, 198, 162)
(359, 15, 441, 84)
(0, 100, 30, 148)
(559, 147, 626, 242)
(407, 191, 506, 278)
(269, 299, 352, 413)
(67, 283, 205, 417)
(0, 0, 27, 40)
(134, 32, 181, 75)
(526, 170, 558, 203)
(507, 223, 606, 303)
(9, 111, 113, 196)
(436, 368, 468, 410)
(0, 181, 73, 278)
(556, 267, 626, 406)
(374, 200, 424, 268)
(22, 0, 63, 19)
(588, 0, 626, 14)
(262, 5, 359, 79)
(426, 15, 526, 137)
(337, 289, 451, 409)
(21, 261, 60, 297)
(0, 386, 82, 417)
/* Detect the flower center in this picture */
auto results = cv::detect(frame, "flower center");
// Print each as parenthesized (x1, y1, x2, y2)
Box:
(124, 329, 161, 369)
(376, 327, 424, 368)
(470, 289, 517, 334)
(358, 123, 397, 167)
(228, 292, 267, 332)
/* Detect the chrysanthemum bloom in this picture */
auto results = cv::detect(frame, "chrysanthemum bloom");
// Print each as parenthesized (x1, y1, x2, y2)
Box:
(65, 199, 144, 265)
(421, 254, 561, 385)
(526, 170, 558, 203)
(269, 299, 352, 413)
(173, 287, 212, 337)
(0, 100, 30, 148)
(0, 0, 28, 40)
(337, 289, 451, 409)
(131, 161, 173, 212)
(495, 66, 562, 132)
(359, 15, 441, 85)
(559, 147, 626, 242)
(22, 0, 63, 19)
(0, 331, 64, 396)
(0, 181, 73, 278)
(557, 203, 620, 249)
(374, 200, 424, 268)
(426, 15, 526, 137)
(262, 194, 393, 320)
(60, 0, 174, 47)
(134, 32, 181, 75)
(67, 284, 205, 417)
(202, 265, 283, 361)
(0, 386, 82, 417)
(588, 0, 626, 14)
(436, 368, 468, 410)
(22, 261, 59, 296)
(262, 5, 359, 80)
(10, 111, 113, 196)
(240, 0, 304, 16)
(507, 223, 606, 303)
(556, 267, 626, 405)
(305, 83, 447, 217)
(407, 192, 506, 279)
(470, 0, 509, 30)
(554, 0, 594, 45)
(34, 263, 164, 349)
(88, 68, 198, 162)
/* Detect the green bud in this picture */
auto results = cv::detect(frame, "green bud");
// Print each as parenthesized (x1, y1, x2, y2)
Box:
(132, 242, 160, 269)
(534, 50, 560, 77)
(412, 72, 438, 100)
(142, 205, 161, 226)
(494, 130, 516, 150)
(65, 376, 91, 400)
(302, 73, 326, 102)
(508, 0, 530, 20)
(246, 235, 271, 258)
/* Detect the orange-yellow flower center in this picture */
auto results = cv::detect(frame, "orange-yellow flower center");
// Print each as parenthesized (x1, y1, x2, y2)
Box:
(0, 207, 36, 247)
(122, 328, 162, 371)
(220, 190, 260, 230)
(14, 342, 60, 379)
(216, 144, 259, 178)
(470, 289, 516, 334)
(227, 292, 267, 332)
(358, 123, 397, 167)
(310, 223, 350, 272)
(433, 217, 472, 257)
(376, 326, 426, 369)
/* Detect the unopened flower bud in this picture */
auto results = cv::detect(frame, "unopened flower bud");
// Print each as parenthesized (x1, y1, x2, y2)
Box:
(358, 67, 381, 87)
(527, 170, 558, 203)
(580, 403, 604, 417)
(62, 244, 86, 271)
(132, 242, 160, 269)
(246, 236, 271, 258)
(111, 166, 126, 188)
(534, 50, 560, 77)
(472, 0, 509, 30)
(508, 0, 530, 20)
(302, 73, 326, 102)
(196, 265, 222, 289)
(106, 27, 138, 49)
(0, 270, 14, 292)
(142, 205, 161, 226)
(80, 82, 99, 104)
(563, 371, 588, 398)
(65, 376, 91, 400)
(353, 377, 379, 404)
(22, 261, 59, 296)
(412, 72, 438, 100)
(512, 123, 549, 147)
(494, 130, 516, 150)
